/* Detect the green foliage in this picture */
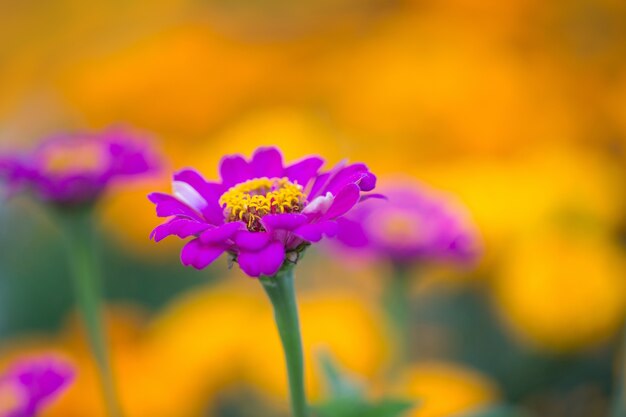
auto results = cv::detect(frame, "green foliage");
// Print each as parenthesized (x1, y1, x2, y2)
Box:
(315, 398, 415, 417)
(313, 352, 416, 417)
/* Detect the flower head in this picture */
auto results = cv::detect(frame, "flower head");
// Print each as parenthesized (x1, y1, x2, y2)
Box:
(0, 127, 158, 206)
(149, 146, 377, 277)
(335, 180, 480, 265)
(0, 356, 74, 417)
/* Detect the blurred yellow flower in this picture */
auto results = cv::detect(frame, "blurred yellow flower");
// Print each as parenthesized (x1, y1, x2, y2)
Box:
(395, 361, 500, 417)
(412, 148, 624, 265)
(493, 228, 626, 352)
(61, 24, 286, 136)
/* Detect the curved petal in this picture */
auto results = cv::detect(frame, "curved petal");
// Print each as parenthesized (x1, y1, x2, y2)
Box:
(360, 193, 387, 202)
(323, 183, 360, 220)
(234, 231, 272, 251)
(173, 169, 225, 224)
(238, 241, 285, 277)
(150, 218, 209, 242)
(285, 156, 324, 187)
(302, 192, 334, 216)
(219, 154, 252, 186)
(251, 147, 284, 178)
(308, 159, 347, 197)
(293, 220, 338, 242)
(322, 163, 376, 196)
(180, 239, 225, 269)
(172, 180, 207, 213)
(148, 192, 202, 220)
(261, 213, 308, 232)
(199, 221, 244, 244)
(308, 171, 332, 198)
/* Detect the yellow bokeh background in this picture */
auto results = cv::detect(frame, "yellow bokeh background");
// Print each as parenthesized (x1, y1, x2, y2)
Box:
(1, 0, 626, 416)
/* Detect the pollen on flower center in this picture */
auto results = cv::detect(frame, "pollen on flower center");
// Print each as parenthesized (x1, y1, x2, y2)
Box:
(219, 177, 306, 231)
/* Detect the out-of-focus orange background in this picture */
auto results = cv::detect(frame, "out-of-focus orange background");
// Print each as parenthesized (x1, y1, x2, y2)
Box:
(1, 1, 625, 416)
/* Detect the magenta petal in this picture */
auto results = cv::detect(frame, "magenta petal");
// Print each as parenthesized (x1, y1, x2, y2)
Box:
(219, 154, 252, 186)
(238, 241, 285, 277)
(285, 156, 324, 187)
(148, 192, 202, 220)
(357, 171, 377, 192)
(323, 163, 376, 196)
(150, 218, 209, 242)
(261, 213, 308, 231)
(251, 147, 284, 178)
(199, 221, 243, 244)
(234, 231, 271, 251)
(294, 220, 338, 242)
(180, 239, 224, 269)
(323, 183, 360, 219)
(308, 168, 334, 198)
(173, 169, 225, 224)
(336, 217, 369, 247)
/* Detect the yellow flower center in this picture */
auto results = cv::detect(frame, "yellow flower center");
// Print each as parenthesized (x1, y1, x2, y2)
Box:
(219, 177, 306, 231)
(381, 214, 421, 242)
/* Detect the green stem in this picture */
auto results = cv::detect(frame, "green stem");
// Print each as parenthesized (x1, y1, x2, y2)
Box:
(611, 327, 626, 417)
(56, 208, 124, 417)
(260, 267, 308, 417)
(383, 264, 413, 369)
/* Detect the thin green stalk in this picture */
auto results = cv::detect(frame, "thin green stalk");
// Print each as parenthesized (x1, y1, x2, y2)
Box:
(383, 263, 413, 369)
(56, 208, 124, 417)
(260, 267, 308, 417)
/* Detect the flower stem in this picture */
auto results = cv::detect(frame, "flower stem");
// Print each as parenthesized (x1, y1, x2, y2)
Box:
(56, 208, 124, 417)
(383, 263, 413, 370)
(260, 268, 308, 417)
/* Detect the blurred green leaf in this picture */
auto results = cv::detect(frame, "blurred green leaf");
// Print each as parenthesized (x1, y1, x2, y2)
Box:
(315, 398, 414, 417)
(315, 352, 416, 417)
(318, 351, 364, 399)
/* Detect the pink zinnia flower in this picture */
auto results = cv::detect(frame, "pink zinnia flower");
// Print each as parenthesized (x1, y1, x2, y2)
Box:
(335, 180, 480, 265)
(0, 356, 74, 417)
(0, 127, 158, 205)
(149, 146, 377, 277)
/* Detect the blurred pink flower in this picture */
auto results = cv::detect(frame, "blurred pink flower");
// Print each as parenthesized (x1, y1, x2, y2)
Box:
(0, 356, 74, 417)
(336, 180, 480, 265)
(0, 127, 159, 206)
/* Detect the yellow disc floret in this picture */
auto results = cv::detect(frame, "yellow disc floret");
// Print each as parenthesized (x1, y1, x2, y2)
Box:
(219, 177, 306, 231)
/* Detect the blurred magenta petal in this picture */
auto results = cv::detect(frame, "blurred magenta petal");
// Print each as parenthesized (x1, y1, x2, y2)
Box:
(335, 180, 480, 265)
(0, 356, 74, 417)
(0, 127, 158, 206)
